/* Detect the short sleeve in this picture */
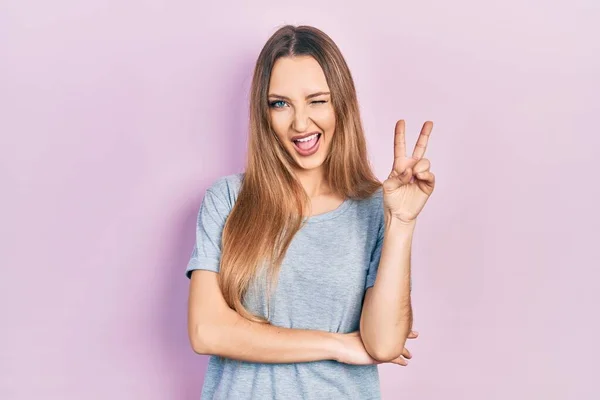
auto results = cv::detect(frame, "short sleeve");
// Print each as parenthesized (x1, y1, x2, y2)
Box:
(365, 219, 384, 290)
(185, 188, 232, 279)
(364, 211, 413, 292)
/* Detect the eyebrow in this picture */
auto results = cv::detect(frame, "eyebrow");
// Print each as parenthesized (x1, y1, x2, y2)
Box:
(267, 91, 331, 100)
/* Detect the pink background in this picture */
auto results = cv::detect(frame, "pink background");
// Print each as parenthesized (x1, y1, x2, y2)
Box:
(1, 1, 599, 399)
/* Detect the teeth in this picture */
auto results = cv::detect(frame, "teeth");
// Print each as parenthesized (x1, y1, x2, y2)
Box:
(294, 133, 319, 142)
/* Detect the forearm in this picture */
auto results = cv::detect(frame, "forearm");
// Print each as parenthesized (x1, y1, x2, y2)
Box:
(191, 307, 340, 364)
(360, 214, 414, 361)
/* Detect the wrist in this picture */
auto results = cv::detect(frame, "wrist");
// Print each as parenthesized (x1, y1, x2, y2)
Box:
(327, 332, 345, 362)
(384, 213, 417, 233)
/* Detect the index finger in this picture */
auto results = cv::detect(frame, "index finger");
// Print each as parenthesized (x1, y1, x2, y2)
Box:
(412, 121, 433, 160)
(393, 119, 406, 169)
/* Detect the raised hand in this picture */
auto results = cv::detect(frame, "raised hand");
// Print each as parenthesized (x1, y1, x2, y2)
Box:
(382, 120, 435, 223)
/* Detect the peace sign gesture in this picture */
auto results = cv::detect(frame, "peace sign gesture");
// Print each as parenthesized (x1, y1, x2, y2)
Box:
(382, 120, 435, 224)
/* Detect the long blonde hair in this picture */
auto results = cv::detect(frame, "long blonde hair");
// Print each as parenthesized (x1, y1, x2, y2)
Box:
(218, 25, 382, 322)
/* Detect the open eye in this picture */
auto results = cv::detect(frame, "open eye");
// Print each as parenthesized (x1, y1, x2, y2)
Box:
(269, 100, 287, 108)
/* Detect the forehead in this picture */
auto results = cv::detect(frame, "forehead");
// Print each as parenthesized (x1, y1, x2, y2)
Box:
(268, 56, 329, 95)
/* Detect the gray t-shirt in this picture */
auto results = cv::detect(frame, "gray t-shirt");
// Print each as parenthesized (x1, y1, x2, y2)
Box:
(186, 172, 385, 400)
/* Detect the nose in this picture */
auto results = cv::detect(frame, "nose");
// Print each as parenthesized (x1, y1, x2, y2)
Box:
(292, 107, 309, 132)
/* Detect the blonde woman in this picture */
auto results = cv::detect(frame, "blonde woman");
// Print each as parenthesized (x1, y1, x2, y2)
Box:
(186, 25, 435, 400)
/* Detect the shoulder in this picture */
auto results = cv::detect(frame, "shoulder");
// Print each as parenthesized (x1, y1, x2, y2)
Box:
(368, 186, 384, 203)
(355, 186, 384, 213)
(205, 171, 245, 207)
(368, 186, 384, 220)
(350, 185, 384, 229)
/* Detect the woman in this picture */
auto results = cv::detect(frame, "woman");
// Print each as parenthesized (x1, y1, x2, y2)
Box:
(186, 24, 435, 400)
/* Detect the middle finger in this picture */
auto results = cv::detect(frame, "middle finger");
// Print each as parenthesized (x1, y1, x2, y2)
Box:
(412, 121, 433, 160)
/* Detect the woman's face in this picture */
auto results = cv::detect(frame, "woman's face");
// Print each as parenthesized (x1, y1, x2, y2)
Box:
(268, 55, 336, 172)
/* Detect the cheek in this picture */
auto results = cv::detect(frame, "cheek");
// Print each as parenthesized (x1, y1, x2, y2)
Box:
(313, 108, 336, 133)
(269, 110, 291, 141)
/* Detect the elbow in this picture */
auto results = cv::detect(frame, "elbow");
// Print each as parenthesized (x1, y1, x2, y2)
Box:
(189, 304, 239, 356)
(362, 326, 411, 363)
(366, 343, 406, 363)
(189, 322, 217, 355)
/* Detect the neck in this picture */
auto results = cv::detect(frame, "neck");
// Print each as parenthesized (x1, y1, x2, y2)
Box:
(294, 167, 330, 198)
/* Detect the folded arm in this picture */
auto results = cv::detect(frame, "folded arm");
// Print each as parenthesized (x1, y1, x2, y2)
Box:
(188, 270, 342, 363)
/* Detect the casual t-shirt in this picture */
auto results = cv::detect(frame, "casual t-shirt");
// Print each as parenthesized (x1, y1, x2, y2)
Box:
(186, 172, 386, 400)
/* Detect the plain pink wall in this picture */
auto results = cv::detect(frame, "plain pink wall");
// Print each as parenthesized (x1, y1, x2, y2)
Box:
(1, 1, 599, 399)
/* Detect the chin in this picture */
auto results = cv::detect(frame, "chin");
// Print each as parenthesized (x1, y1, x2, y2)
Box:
(295, 159, 325, 171)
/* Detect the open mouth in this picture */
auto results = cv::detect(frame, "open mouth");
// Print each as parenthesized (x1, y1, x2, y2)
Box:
(292, 133, 321, 155)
